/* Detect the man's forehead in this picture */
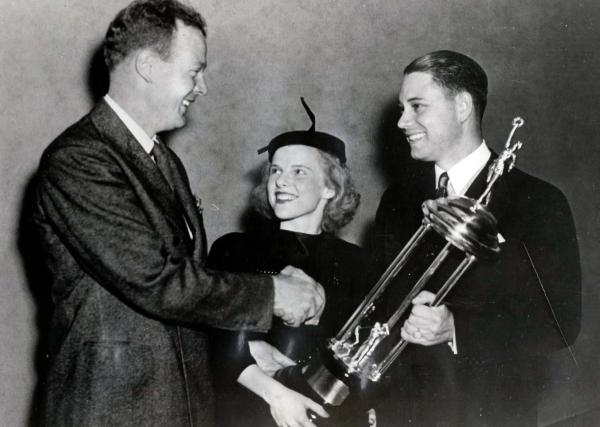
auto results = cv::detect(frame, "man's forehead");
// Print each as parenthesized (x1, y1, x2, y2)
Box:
(171, 20, 207, 63)
(174, 21, 206, 47)
(399, 72, 445, 100)
(175, 19, 205, 38)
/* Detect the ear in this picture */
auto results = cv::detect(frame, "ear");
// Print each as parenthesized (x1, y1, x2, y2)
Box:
(322, 186, 335, 200)
(455, 91, 474, 123)
(134, 50, 156, 83)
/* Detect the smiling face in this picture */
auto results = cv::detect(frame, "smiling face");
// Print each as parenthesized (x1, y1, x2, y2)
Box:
(151, 21, 207, 132)
(397, 72, 464, 169)
(267, 145, 335, 234)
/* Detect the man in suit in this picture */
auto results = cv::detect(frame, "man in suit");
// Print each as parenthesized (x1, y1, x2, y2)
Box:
(32, 1, 325, 425)
(371, 50, 581, 425)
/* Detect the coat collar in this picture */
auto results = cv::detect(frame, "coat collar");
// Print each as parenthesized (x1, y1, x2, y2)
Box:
(88, 100, 197, 243)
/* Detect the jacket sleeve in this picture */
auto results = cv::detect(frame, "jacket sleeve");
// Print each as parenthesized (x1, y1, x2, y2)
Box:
(451, 182, 581, 360)
(36, 142, 273, 332)
(519, 184, 581, 349)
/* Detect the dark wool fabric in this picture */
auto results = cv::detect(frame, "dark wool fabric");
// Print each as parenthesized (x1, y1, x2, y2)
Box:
(33, 100, 275, 426)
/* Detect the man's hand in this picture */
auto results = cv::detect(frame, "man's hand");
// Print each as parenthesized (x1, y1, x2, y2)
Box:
(401, 290, 455, 346)
(248, 340, 296, 377)
(272, 266, 325, 327)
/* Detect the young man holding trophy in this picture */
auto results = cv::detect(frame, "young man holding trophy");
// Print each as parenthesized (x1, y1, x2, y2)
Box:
(370, 50, 581, 426)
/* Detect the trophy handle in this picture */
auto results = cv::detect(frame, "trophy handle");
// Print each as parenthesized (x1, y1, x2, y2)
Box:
(371, 254, 477, 381)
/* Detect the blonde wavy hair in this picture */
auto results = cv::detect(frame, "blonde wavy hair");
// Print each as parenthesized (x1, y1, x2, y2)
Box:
(251, 150, 360, 232)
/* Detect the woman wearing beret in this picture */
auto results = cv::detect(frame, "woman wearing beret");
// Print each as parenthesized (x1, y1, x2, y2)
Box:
(208, 124, 369, 427)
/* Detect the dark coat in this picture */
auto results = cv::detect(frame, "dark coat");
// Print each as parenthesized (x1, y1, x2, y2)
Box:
(207, 228, 370, 427)
(370, 160, 581, 426)
(33, 100, 275, 427)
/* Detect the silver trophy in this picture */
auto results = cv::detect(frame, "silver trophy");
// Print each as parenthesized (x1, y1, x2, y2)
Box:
(302, 117, 525, 407)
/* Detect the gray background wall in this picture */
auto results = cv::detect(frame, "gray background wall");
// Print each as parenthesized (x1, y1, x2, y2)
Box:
(1, 0, 598, 425)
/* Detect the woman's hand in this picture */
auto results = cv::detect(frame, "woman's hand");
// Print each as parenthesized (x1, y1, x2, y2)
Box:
(269, 386, 329, 427)
(238, 365, 329, 427)
(248, 340, 296, 377)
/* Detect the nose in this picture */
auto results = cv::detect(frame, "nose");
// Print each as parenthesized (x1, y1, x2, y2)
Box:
(275, 171, 290, 188)
(397, 108, 412, 130)
(193, 73, 207, 96)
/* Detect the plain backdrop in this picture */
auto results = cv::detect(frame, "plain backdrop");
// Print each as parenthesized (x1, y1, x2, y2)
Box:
(1, 0, 598, 425)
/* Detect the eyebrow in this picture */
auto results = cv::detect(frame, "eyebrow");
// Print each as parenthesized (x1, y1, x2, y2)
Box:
(271, 163, 313, 171)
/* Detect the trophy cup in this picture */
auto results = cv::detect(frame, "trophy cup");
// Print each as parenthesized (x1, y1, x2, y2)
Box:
(276, 118, 526, 418)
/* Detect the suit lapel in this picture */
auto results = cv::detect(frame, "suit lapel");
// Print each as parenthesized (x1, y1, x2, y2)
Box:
(412, 163, 437, 203)
(88, 101, 191, 239)
(159, 145, 209, 255)
(181, 190, 207, 259)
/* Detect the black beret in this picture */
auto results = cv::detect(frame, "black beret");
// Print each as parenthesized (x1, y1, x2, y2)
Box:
(257, 97, 347, 165)
(258, 130, 346, 165)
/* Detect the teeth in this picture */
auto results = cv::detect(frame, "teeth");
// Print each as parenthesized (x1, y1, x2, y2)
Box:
(276, 193, 296, 201)
(182, 100, 190, 107)
(407, 132, 425, 142)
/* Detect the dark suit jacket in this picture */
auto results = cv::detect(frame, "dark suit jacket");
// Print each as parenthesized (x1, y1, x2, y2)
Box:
(371, 159, 581, 426)
(33, 100, 275, 426)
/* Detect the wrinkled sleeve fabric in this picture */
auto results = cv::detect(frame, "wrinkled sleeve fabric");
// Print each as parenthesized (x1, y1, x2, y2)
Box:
(36, 142, 274, 332)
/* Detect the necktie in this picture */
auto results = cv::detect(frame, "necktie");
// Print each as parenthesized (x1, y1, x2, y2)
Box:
(151, 141, 176, 190)
(151, 141, 196, 240)
(435, 172, 449, 198)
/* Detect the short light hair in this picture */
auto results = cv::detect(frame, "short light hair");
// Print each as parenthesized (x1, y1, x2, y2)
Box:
(104, 0, 207, 71)
(404, 50, 488, 123)
(251, 150, 361, 233)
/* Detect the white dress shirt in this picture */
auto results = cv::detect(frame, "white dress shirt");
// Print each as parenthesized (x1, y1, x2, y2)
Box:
(435, 141, 491, 196)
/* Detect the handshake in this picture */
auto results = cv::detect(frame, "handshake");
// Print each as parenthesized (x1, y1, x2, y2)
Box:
(272, 266, 326, 327)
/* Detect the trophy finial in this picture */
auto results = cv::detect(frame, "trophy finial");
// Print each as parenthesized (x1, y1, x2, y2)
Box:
(479, 117, 525, 205)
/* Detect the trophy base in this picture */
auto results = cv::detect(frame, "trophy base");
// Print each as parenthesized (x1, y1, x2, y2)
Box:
(304, 347, 354, 406)
(273, 347, 369, 426)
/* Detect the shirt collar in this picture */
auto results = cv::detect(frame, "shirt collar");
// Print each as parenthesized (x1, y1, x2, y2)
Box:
(435, 141, 491, 195)
(104, 94, 155, 154)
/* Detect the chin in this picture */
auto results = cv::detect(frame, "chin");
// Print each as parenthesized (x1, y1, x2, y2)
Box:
(410, 148, 431, 161)
(409, 149, 423, 160)
(172, 113, 187, 128)
(161, 121, 184, 132)
(272, 207, 294, 220)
